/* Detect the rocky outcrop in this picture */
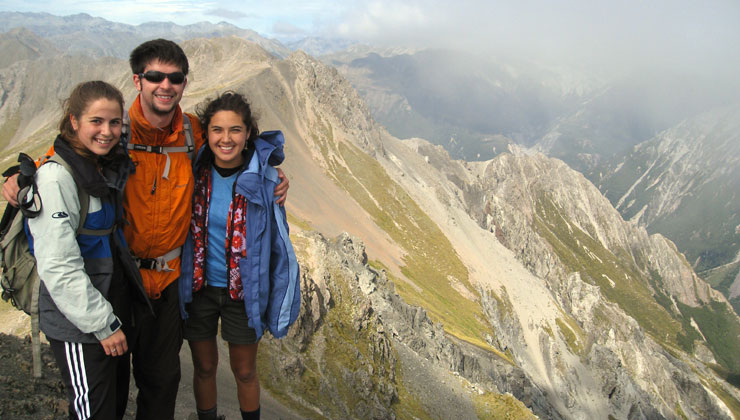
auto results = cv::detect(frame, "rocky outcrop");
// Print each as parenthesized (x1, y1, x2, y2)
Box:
(260, 232, 555, 419)
(470, 148, 725, 307)
(287, 50, 386, 158)
(259, 232, 399, 420)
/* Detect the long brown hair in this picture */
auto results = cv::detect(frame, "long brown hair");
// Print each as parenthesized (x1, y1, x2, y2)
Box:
(58, 81, 124, 159)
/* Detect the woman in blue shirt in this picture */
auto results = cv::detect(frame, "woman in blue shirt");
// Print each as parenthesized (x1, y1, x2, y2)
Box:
(180, 91, 300, 420)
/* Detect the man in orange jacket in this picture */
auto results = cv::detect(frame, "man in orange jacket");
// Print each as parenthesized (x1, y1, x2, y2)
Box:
(127, 39, 289, 420)
(3, 39, 290, 420)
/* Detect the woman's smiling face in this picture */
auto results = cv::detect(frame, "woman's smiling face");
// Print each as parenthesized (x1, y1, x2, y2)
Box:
(70, 98, 122, 156)
(208, 110, 248, 168)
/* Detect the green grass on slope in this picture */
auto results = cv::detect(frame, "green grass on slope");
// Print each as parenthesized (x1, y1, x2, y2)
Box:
(0, 112, 22, 151)
(703, 261, 740, 298)
(648, 179, 739, 274)
(313, 120, 495, 351)
(677, 301, 740, 373)
(555, 315, 586, 356)
(696, 372, 740, 419)
(2, 122, 57, 162)
(601, 149, 739, 279)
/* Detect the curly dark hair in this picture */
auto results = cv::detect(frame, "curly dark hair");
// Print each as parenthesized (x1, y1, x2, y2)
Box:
(129, 39, 189, 75)
(197, 91, 259, 144)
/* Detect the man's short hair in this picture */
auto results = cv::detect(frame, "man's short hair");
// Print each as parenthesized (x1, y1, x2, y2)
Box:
(129, 39, 189, 75)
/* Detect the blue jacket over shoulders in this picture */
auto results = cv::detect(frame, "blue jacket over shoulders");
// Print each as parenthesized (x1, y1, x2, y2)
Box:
(180, 131, 300, 339)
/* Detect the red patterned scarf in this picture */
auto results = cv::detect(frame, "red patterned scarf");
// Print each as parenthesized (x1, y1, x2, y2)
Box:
(192, 165, 248, 300)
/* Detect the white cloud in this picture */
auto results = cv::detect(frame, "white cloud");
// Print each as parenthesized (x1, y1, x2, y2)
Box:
(205, 8, 251, 20)
(336, 1, 436, 42)
(324, 0, 740, 81)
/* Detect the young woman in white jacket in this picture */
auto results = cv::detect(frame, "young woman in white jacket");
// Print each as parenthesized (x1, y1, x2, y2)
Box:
(26, 80, 149, 420)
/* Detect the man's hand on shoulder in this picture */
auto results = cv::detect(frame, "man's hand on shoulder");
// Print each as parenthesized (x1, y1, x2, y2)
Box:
(275, 168, 289, 206)
(2, 173, 20, 207)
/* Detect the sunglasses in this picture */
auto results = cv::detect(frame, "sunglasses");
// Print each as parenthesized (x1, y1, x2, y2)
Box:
(138, 70, 186, 85)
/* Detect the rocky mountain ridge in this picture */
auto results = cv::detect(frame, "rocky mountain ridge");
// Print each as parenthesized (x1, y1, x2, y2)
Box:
(1, 31, 739, 419)
(375, 133, 738, 418)
(0, 27, 59, 69)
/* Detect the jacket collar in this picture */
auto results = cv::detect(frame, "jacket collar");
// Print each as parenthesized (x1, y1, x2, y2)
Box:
(53, 135, 130, 197)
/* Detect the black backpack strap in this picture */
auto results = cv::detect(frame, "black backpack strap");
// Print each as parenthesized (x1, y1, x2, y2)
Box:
(15, 153, 43, 219)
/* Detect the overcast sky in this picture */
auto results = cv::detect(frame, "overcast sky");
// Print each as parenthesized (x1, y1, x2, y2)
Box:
(2, 0, 739, 80)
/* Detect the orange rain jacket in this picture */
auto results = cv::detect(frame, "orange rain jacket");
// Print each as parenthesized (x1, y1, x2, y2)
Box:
(124, 95, 204, 298)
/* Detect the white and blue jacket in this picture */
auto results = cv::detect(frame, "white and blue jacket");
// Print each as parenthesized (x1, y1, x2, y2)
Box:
(27, 138, 148, 344)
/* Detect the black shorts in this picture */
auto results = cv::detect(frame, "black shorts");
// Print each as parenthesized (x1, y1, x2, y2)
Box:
(183, 286, 258, 345)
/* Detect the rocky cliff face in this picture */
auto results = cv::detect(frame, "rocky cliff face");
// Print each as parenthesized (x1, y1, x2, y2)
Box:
(596, 106, 740, 310)
(259, 231, 552, 419)
(466, 149, 735, 418)
(260, 45, 740, 418)
(377, 134, 740, 419)
(471, 146, 722, 307)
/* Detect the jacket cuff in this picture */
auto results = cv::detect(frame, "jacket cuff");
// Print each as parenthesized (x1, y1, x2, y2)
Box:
(93, 315, 122, 341)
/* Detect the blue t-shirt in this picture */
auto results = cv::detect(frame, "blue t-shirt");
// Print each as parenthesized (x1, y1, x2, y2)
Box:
(206, 168, 238, 288)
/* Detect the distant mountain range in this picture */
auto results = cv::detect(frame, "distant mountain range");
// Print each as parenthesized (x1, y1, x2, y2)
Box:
(2, 13, 740, 419)
(0, 11, 290, 59)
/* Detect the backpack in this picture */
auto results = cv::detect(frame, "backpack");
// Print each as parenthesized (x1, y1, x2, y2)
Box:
(0, 152, 110, 378)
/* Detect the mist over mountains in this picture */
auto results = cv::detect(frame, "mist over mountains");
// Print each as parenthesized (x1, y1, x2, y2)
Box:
(325, 38, 740, 318)
(2, 12, 740, 420)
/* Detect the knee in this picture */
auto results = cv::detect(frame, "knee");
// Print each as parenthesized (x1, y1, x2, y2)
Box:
(231, 364, 258, 385)
(193, 359, 218, 379)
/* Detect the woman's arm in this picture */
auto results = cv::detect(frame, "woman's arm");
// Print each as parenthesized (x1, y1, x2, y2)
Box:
(27, 163, 121, 342)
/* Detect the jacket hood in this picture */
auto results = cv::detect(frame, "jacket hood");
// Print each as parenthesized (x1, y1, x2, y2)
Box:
(254, 131, 285, 167)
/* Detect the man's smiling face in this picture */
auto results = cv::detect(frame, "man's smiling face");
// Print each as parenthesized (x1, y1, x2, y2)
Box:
(134, 60, 187, 120)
